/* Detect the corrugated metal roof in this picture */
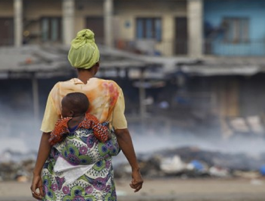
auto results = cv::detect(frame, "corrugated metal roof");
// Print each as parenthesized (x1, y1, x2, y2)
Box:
(0, 45, 69, 72)
(5, 45, 263, 78)
(180, 57, 265, 76)
(182, 65, 260, 76)
(0, 45, 193, 79)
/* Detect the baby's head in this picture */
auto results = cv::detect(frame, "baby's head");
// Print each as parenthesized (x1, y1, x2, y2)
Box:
(61, 92, 89, 118)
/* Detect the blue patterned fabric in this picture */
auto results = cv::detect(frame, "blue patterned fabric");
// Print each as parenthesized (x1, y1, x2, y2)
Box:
(42, 127, 120, 201)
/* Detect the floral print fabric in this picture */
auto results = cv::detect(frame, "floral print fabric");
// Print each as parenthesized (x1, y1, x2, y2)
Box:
(49, 113, 110, 146)
(40, 78, 126, 200)
(42, 126, 120, 201)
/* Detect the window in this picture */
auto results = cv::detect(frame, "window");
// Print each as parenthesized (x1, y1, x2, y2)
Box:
(86, 17, 104, 44)
(222, 18, 249, 43)
(41, 17, 62, 42)
(0, 18, 14, 46)
(136, 18, 162, 41)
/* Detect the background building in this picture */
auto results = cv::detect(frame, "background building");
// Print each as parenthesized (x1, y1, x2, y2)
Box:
(1, 0, 265, 57)
(0, 0, 200, 57)
(0, 0, 265, 141)
(0, 2, 265, 194)
(204, 0, 265, 56)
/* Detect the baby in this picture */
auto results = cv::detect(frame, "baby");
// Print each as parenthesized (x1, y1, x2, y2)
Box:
(49, 92, 110, 145)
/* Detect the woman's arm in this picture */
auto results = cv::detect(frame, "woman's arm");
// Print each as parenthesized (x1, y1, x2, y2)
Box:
(115, 128, 143, 192)
(31, 132, 52, 199)
(110, 84, 143, 192)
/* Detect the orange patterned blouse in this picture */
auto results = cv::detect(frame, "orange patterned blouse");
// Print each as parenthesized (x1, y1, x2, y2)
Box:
(41, 78, 127, 133)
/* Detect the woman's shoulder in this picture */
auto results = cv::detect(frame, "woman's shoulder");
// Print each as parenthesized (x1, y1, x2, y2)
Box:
(49, 79, 75, 96)
(50, 78, 122, 95)
(57, 78, 76, 85)
(51, 79, 77, 90)
(52, 78, 74, 86)
(92, 78, 121, 89)
(53, 78, 117, 86)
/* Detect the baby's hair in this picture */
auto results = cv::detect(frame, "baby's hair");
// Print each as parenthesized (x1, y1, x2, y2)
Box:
(64, 92, 89, 115)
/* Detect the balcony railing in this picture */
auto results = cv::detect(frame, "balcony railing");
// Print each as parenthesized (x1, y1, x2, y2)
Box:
(114, 39, 188, 56)
(114, 38, 265, 57)
(204, 39, 265, 56)
(1, 37, 265, 57)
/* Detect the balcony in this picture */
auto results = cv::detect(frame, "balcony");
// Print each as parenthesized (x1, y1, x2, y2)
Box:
(114, 38, 265, 57)
(204, 39, 265, 56)
(114, 39, 188, 57)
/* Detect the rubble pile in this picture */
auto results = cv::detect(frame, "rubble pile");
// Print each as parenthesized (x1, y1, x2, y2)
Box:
(0, 159, 35, 182)
(1, 147, 265, 181)
(115, 146, 265, 179)
(0, 150, 36, 182)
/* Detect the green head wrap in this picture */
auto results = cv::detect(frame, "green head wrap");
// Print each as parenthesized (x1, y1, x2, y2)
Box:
(68, 29, 100, 69)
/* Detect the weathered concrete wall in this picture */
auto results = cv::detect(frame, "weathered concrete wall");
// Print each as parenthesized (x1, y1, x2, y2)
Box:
(24, 0, 62, 19)
(115, 0, 187, 56)
(0, 0, 13, 17)
(1, 0, 187, 55)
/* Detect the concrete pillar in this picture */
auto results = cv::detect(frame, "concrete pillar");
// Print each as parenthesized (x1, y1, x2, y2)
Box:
(139, 69, 146, 120)
(187, 0, 204, 58)
(14, 0, 23, 47)
(62, 0, 75, 45)
(104, 0, 114, 47)
(32, 74, 39, 121)
(162, 15, 174, 56)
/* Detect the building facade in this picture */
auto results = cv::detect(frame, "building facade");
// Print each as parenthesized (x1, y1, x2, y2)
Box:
(1, 0, 265, 139)
(1, 0, 265, 57)
(0, 0, 204, 57)
(204, 0, 265, 56)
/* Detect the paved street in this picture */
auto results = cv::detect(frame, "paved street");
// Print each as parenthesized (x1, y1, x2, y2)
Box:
(0, 178, 264, 201)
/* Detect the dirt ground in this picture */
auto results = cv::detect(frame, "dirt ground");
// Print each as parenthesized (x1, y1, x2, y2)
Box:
(0, 178, 264, 201)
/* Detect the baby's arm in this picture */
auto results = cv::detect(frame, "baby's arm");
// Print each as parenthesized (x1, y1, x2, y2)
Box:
(85, 113, 110, 142)
(49, 118, 70, 145)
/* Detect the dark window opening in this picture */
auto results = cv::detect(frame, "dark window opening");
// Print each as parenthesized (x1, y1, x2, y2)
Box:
(136, 18, 162, 41)
(222, 17, 249, 44)
(41, 17, 62, 42)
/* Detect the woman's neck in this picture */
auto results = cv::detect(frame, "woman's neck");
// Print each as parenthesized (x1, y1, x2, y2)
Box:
(77, 69, 94, 84)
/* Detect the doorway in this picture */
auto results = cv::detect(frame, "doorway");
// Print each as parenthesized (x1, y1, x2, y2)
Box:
(175, 17, 188, 55)
(86, 17, 104, 44)
(0, 18, 14, 46)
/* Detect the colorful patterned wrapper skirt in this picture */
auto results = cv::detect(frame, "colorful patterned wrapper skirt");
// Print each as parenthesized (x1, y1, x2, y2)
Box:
(42, 128, 120, 201)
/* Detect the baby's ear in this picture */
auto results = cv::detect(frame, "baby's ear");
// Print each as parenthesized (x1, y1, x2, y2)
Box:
(70, 110, 75, 117)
